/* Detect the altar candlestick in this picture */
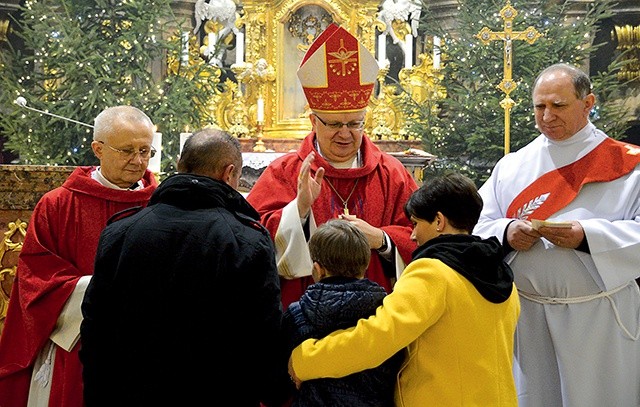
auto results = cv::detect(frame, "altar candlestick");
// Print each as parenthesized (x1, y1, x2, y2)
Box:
(181, 32, 189, 66)
(149, 132, 162, 173)
(179, 132, 192, 155)
(433, 36, 441, 69)
(235, 31, 244, 65)
(257, 97, 264, 122)
(404, 34, 413, 69)
(377, 33, 386, 64)
(207, 32, 216, 56)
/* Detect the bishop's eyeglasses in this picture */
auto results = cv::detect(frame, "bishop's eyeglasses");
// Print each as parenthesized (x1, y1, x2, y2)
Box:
(313, 114, 365, 130)
(98, 141, 156, 160)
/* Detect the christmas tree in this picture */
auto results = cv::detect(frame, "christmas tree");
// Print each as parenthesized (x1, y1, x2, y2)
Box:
(0, 0, 221, 174)
(406, 0, 632, 184)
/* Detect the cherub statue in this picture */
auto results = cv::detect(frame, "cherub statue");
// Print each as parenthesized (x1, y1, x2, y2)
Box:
(193, 0, 239, 39)
(378, 0, 422, 44)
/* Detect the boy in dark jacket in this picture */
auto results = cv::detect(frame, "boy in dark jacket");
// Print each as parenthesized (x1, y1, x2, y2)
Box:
(283, 219, 403, 407)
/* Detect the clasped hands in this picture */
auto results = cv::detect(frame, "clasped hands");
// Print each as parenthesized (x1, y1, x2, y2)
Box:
(507, 219, 584, 251)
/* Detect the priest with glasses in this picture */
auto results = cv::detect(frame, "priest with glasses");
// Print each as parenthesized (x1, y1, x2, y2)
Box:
(247, 23, 418, 308)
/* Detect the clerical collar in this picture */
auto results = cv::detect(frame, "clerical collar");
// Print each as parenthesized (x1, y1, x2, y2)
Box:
(91, 167, 143, 190)
(314, 139, 362, 168)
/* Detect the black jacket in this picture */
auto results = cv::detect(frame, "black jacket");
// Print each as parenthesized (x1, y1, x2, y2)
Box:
(283, 276, 403, 407)
(80, 174, 291, 406)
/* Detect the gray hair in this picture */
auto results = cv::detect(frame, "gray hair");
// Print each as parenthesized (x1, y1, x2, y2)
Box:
(93, 106, 154, 141)
(533, 63, 592, 99)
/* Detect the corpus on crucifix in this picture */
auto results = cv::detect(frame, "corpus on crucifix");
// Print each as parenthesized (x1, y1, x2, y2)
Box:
(476, 0, 542, 154)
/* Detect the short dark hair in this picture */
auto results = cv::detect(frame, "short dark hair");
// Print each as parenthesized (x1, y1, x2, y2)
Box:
(533, 63, 592, 99)
(177, 128, 242, 178)
(309, 219, 371, 278)
(404, 172, 483, 233)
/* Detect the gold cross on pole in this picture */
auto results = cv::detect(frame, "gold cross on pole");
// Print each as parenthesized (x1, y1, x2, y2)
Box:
(476, 0, 542, 154)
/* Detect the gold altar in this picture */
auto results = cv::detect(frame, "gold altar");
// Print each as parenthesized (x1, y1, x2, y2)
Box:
(183, 0, 443, 145)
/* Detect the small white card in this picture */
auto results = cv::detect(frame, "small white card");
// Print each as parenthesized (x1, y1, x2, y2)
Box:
(531, 219, 573, 230)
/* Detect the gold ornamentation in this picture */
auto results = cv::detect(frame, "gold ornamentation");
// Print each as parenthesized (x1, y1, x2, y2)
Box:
(0, 219, 27, 332)
(287, 9, 332, 50)
(475, 0, 542, 154)
(613, 25, 640, 81)
(0, 19, 10, 43)
(328, 39, 358, 76)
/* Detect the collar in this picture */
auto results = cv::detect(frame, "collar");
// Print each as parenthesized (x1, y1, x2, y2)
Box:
(92, 167, 143, 190)
(314, 137, 362, 168)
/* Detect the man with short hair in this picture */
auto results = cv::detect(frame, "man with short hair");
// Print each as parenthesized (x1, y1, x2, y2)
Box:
(474, 63, 640, 406)
(247, 23, 418, 308)
(0, 105, 158, 407)
(80, 128, 292, 406)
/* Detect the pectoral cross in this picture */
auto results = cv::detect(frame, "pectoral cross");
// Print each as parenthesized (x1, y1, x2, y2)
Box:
(476, 0, 542, 154)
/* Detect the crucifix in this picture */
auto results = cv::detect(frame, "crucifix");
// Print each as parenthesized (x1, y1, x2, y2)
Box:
(476, 0, 542, 154)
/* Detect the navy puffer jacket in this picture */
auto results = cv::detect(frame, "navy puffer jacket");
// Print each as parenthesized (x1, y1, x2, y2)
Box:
(283, 276, 404, 407)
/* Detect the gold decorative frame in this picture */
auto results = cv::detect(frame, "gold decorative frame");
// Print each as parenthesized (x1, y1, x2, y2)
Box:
(613, 25, 640, 81)
(0, 219, 27, 334)
(239, 0, 381, 139)
(184, 0, 444, 142)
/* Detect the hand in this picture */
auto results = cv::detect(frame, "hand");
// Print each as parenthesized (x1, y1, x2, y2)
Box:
(506, 220, 541, 251)
(538, 221, 584, 249)
(288, 355, 302, 389)
(297, 152, 325, 218)
(341, 213, 383, 250)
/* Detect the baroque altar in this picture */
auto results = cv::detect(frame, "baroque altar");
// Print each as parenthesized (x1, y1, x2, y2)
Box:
(180, 0, 444, 147)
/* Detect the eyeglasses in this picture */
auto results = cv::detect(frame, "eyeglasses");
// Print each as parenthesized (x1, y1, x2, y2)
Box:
(313, 114, 365, 130)
(98, 141, 156, 160)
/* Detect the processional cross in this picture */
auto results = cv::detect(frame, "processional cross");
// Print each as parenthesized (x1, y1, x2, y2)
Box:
(476, 1, 542, 154)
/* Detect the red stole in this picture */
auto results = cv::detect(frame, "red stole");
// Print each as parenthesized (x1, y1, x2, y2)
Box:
(507, 138, 640, 220)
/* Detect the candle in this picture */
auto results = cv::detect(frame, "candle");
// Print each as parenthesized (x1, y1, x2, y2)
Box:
(235, 31, 244, 65)
(181, 31, 189, 66)
(404, 34, 413, 69)
(433, 36, 441, 69)
(257, 97, 264, 122)
(179, 132, 192, 155)
(377, 33, 386, 64)
(149, 132, 162, 173)
(207, 32, 216, 56)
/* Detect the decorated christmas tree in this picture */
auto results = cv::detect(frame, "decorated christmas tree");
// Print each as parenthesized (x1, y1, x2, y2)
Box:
(0, 0, 221, 174)
(406, 0, 632, 184)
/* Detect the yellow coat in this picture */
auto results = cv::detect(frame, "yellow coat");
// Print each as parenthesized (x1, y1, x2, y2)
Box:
(292, 257, 521, 406)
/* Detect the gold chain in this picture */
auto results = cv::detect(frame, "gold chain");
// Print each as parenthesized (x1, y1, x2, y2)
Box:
(324, 178, 359, 215)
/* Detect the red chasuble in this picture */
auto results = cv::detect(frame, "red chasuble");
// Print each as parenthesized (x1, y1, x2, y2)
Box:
(247, 133, 418, 308)
(0, 166, 157, 407)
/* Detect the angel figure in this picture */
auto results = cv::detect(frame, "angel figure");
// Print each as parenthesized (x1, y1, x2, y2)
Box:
(193, 0, 239, 38)
(378, 0, 422, 45)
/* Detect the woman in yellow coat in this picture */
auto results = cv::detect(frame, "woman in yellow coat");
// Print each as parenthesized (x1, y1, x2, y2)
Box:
(289, 172, 520, 406)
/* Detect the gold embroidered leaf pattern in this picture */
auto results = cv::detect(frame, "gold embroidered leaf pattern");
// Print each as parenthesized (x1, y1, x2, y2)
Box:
(516, 192, 549, 220)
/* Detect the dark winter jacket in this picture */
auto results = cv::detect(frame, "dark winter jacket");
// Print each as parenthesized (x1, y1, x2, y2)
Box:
(283, 276, 403, 407)
(80, 174, 292, 407)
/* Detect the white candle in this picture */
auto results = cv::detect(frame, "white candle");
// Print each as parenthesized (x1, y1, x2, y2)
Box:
(404, 34, 413, 69)
(181, 32, 190, 66)
(149, 132, 162, 173)
(257, 97, 264, 122)
(377, 33, 386, 64)
(433, 36, 441, 69)
(179, 132, 192, 155)
(207, 32, 216, 56)
(235, 31, 244, 65)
